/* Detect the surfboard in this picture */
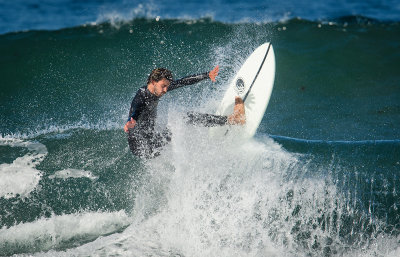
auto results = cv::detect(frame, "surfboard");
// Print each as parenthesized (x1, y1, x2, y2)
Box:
(210, 42, 275, 139)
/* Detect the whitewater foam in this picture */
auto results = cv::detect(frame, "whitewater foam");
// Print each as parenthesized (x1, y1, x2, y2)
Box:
(0, 138, 47, 199)
(0, 211, 131, 255)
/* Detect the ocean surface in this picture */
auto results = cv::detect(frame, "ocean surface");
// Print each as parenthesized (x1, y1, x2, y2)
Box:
(1, 0, 400, 256)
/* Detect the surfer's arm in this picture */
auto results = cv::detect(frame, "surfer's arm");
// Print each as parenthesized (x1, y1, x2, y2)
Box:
(168, 72, 209, 91)
(124, 90, 144, 132)
(168, 66, 219, 91)
(124, 118, 136, 132)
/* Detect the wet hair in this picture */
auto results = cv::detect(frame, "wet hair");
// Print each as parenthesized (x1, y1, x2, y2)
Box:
(147, 68, 173, 84)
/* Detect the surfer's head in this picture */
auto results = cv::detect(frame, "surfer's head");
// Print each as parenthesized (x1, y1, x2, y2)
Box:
(147, 68, 173, 84)
(147, 68, 173, 97)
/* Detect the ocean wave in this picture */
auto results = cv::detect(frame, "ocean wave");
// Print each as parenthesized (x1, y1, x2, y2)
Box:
(1, 14, 399, 36)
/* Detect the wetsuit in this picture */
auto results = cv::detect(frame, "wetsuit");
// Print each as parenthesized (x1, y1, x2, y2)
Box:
(127, 72, 228, 158)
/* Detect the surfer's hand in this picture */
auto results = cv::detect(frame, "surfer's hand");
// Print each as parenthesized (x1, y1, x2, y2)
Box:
(124, 118, 136, 133)
(209, 65, 219, 82)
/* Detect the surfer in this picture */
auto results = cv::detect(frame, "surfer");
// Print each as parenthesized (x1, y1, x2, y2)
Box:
(124, 66, 245, 158)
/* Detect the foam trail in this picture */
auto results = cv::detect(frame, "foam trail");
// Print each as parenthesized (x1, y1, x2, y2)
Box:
(270, 135, 400, 145)
(2, 119, 122, 141)
(48, 169, 99, 180)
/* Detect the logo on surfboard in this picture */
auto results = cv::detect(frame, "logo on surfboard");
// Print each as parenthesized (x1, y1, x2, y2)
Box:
(235, 78, 245, 94)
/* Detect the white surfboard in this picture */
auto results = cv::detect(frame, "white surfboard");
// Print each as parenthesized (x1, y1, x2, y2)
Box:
(210, 43, 275, 139)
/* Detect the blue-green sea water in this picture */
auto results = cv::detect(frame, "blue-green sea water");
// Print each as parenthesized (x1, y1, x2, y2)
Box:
(1, 1, 400, 256)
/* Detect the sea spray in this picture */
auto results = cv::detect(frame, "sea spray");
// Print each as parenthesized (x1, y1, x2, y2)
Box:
(105, 110, 398, 257)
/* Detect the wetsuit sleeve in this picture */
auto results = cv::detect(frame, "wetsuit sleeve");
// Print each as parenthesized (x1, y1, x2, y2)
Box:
(127, 89, 145, 121)
(168, 72, 210, 91)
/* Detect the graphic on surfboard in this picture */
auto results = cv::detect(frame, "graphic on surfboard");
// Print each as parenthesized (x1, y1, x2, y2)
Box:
(210, 42, 276, 139)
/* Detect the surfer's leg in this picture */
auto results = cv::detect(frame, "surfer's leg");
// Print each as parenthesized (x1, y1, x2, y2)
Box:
(127, 130, 158, 159)
(127, 130, 146, 157)
(186, 97, 245, 126)
(138, 129, 172, 158)
(150, 129, 172, 148)
(227, 96, 245, 125)
(186, 112, 228, 127)
(161, 128, 172, 142)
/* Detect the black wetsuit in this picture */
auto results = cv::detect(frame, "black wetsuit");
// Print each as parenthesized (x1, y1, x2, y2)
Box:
(127, 72, 228, 158)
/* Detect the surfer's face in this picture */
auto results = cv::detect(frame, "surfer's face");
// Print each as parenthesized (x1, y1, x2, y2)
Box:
(152, 78, 170, 97)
